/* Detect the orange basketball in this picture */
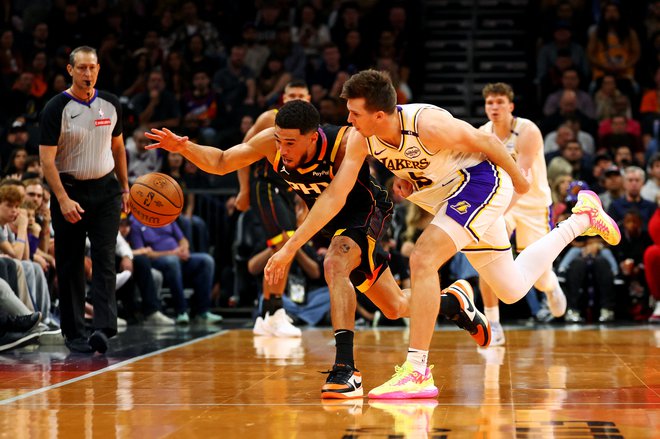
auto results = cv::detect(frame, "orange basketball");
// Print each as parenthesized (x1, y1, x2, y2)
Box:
(129, 172, 184, 227)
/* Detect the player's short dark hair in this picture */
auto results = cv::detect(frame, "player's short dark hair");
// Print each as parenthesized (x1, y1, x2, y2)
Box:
(275, 100, 319, 135)
(341, 69, 397, 114)
(482, 83, 514, 101)
(69, 46, 97, 66)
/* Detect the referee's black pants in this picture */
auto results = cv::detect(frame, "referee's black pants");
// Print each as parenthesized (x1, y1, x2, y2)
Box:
(51, 172, 121, 341)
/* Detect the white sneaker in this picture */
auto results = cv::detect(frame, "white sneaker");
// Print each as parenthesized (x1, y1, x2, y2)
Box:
(489, 322, 506, 347)
(545, 287, 567, 318)
(117, 317, 127, 327)
(267, 309, 301, 337)
(193, 312, 223, 324)
(176, 313, 190, 325)
(144, 311, 175, 326)
(253, 315, 271, 335)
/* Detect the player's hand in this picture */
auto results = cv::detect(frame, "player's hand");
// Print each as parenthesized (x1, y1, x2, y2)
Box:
(235, 189, 250, 212)
(144, 128, 189, 153)
(393, 176, 414, 198)
(60, 197, 84, 223)
(514, 168, 531, 195)
(264, 245, 296, 284)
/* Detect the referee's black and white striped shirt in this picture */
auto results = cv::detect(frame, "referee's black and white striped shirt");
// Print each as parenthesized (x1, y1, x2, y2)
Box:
(40, 90, 123, 180)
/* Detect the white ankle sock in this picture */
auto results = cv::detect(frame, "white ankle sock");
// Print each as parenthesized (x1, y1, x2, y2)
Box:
(485, 306, 500, 323)
(406, 348, 429, 374)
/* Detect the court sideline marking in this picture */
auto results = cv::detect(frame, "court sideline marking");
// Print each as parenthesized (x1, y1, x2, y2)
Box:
(0, 330, 228, 406)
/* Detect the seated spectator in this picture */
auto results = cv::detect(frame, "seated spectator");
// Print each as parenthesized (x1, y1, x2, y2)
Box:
(256, 55, 292, 110)
(559, 237, 618, 322)
(126, 126, 163, 184)
(248, 196, 329, 327)
(644, 207, 660, 322)
(180, 70, 220, 145)
(0, 119, 32, 168)
(590, 153, 614, 194)
(599, 165, 625, 211)
(308, 43, 349, 101)
(3, 146, 27, 180)
(540, 89, 598, 137)
(549, 172, 571, 224)
(613, 209, 653, 321)
(599, 115, 643, 163)
(0, 184, 57, 329)
(608, 166, 657, 224)
(271, 23, 306, 81)
(117, 216, 172, 325)
(594, 75, 631, 121)
(127, 215, 221, 325)
(546, 139, 593, 184)
(544, 119, 595, 155)
(23, 155, 43, 180)
(241, 22, 270, 78)
(213, 44, 256, 117)
(536, 20, 590, 99)
(639, 66, 660, 116)
(586, 2, 641, 100)
(612, 144, 637, 169)
(129, 69, 181, 130)
(543, 68, 596, 119)
(642, 153, 660, 202)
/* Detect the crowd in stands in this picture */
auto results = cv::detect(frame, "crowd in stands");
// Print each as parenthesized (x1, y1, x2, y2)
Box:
(3, 0, 660, 352)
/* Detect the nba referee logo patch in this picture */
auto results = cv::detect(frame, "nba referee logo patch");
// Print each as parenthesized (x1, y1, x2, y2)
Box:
(450, 200, 471, 214)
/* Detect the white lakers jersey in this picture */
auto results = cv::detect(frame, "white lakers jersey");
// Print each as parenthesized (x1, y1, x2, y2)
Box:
(479, 117, 552, 209)
(366, 104, 484, 214)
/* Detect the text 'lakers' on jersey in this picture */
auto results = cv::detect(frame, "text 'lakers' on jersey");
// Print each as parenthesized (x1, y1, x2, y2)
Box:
(366, 104, 483, 214)
(480, 117, 552, 209)
(273, 125, 392, 235)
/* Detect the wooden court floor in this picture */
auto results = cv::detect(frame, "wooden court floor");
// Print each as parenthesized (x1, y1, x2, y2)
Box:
(0, 325, 659, 438)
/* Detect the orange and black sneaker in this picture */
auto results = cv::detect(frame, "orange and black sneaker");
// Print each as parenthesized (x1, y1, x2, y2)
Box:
(321, 363, 363, 399)
(444, 280, 491, 347)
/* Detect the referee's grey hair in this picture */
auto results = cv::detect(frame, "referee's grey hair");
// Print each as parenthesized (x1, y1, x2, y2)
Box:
(69, 46, 97, 66)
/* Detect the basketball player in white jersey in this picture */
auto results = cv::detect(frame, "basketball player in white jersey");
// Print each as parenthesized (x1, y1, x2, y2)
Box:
(264, 69, 620, 399)
(478, 83, 567, 346)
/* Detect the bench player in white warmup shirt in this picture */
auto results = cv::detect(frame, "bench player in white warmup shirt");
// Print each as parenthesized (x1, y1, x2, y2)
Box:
(478, 83, 567, 346)
(265, 70, 621, 399)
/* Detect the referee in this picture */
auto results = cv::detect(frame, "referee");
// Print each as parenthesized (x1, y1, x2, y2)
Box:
(39, 46, 129, 354)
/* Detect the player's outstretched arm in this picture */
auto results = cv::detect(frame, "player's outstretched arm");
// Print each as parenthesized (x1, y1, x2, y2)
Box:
(264, 130, 368, 284)
(146, 127, 273, 176)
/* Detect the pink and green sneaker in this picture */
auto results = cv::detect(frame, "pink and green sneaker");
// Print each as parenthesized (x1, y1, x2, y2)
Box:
(571, 190, 621, 246)
(368, 361, 438, 399)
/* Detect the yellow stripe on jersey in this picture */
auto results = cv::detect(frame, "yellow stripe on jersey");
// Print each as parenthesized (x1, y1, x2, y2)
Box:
(329, 126, 348, 178)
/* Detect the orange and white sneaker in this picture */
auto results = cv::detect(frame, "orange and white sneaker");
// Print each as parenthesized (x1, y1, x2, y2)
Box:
(368, 361, 438, 399)
(321, 363, 363, 399)
(444, 280, 491, 347)
(571, 190, 621, 246)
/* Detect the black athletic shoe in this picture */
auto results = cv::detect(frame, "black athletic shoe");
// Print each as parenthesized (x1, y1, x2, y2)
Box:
(88, 330, 109, 354)
(0, 330, 40, 352)
(444, 280, 491, 347)
(321, 363, 363, 399)
(6, 312, 41, 333)
(65, 337, 94, 353)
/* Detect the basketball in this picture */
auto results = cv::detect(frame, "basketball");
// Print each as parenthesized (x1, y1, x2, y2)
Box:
(129, 172, 183, 227)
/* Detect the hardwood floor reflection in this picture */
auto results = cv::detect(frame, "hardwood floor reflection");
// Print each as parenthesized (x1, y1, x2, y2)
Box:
(0, 325, 658, 438)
